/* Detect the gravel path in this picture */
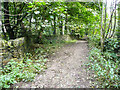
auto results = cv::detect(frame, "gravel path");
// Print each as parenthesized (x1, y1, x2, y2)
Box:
(15, 40, 94, 88)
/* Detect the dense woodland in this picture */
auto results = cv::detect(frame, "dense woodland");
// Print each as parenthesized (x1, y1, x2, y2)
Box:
(0, 0, 120, 88)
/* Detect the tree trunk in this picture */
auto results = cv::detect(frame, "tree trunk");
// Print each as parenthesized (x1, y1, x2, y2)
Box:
(62, 20, 65, 35)
(53, 14, 56, 35)
(103, 0, 107, 39)
(29, 14, 32, 30)
(118, 2, 120, 52)
(65, 14, 69, 35)
(4, 2, 15, 39)
(0, 1, 2, 38)
(101, 2, 104, 52)
(59, 16, 62, 35)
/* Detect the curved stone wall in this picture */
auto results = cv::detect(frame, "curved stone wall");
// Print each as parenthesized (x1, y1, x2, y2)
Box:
(0, 37, 25, 67)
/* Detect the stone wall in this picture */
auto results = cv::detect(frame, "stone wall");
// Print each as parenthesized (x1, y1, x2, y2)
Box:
(0, 37, 25, 66)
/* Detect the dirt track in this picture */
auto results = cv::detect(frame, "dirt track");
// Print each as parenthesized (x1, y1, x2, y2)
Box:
(16, 40, 94, 88)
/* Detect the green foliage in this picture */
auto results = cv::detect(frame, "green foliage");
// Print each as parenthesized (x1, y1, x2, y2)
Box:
(0, 35, 69, 88)
(88, 34, 101, 48)
(88, 48, 120, 88)
(104, 38, 119, 53)
(1, 2, 101, 40)
(0, 58, 47, 88)
(65, 40, 77, 44)
(1, 1, 109, 88)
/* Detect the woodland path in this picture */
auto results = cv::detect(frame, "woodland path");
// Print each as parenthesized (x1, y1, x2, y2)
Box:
(15, 40, 95, 88)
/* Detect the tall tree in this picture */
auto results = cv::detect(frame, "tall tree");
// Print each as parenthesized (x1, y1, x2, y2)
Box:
(100, 1, 104, 51)
(118, 1, 120, 53)
(4, 2, 15, 39)
(53, 14, 56, 35)
(0, 1, 2, 38)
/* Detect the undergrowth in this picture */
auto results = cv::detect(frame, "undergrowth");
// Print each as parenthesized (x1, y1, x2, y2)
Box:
(0, 58, 47, 88)
(87, 36, 120, 88)
(88, 48, 120, 88)
(0, 36, 77, 88)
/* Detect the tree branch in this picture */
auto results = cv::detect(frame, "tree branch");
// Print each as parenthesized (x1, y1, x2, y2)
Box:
(105, 5, 116, 38)
(10, 12, 28, 31)
(110, 0, 117, 38)
(103, 0, 107, 39)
